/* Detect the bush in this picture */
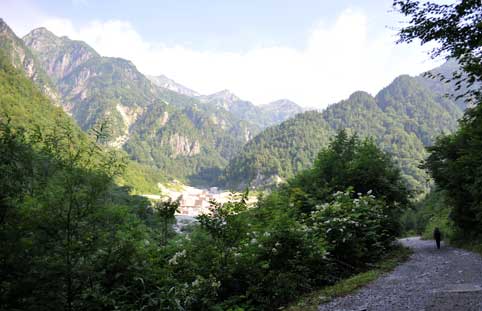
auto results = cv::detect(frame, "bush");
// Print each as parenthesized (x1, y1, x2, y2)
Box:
(308, 189, 397, 267)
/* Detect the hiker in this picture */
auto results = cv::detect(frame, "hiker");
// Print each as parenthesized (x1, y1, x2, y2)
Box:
(433, 227, 442, 249)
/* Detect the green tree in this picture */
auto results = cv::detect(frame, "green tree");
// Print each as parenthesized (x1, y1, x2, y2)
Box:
(395, 0, 482, 237)
(288, 131, 411, 219)
(394, 0, 482, 97)
(154, 197, 180, 246)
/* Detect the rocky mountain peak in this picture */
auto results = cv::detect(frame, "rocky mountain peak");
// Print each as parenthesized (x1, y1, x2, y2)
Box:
(210, 89, 240, 102)
(23, 28, 99, 81)
(26, 27, 57, 39)
(0, 18, 12, 34)
(0, 19, 61, 104)
(262, 99, 302, 112)
(148, 74, 200, 97)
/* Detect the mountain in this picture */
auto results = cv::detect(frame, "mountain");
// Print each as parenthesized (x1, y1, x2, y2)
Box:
(259, 99, 304, 125)
(22, 26, 257, 185)
(0, 20, 172, 193)
(148, 74, 200, 97)
(1, 19, 466, 192)
(0, 19, 60, 103)
(416, 60, 475, 111)
(222, 72, 463, 192)
(221, 111, 334, 188)
(199, 90, 303, 128)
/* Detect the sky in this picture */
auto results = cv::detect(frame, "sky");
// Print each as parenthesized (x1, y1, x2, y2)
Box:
(1, 0, 445, 108)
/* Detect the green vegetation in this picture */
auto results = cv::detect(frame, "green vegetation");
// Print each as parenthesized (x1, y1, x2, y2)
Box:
(223, 77, 462, 193)
(401, 190, 454, 240)
(222, 111, 334, 188)
(0, 79, 411, 311)
(22, 27, 259, 185)
(285, 246, 412, 311)
(396, 0, 482, 240)
(395, 0, 482, 243)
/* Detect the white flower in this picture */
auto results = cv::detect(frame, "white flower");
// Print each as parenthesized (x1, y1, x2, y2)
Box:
(168, 249, 187, 265)
(192, 278, 200, 287)
(263, 232, 271, 237)
(211, 280, 221, 288)
(275, 242, 281, 247)
(250, 238, 257, 244)
(367, 190, 373, 195)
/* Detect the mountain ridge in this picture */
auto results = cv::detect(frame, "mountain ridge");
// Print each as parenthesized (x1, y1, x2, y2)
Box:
(222, 72, 463, 192)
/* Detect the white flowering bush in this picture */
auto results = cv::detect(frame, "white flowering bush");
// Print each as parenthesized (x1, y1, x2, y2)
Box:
(309, 189, 396, 266)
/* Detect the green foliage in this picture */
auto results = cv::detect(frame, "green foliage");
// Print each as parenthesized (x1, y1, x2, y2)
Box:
(154, 198, 180, 246)
(308, 190, 398, 266)
(22, 28, 259, 185)
(0, 118, 156, 310)
(396, 0, 482, 238)
(287, 131, 410, 222)
(394, 0, 482, 98)
(141, 132, 409, 310)
(401, 190, 454, 239)
(222, 111, 334, 188)
(223, 76, 462, 193)
(424, 104, 482, 237)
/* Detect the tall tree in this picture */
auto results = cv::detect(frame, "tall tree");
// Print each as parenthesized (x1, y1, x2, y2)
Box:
(395, 0, 482, 237)
(394, 0, 482, 98)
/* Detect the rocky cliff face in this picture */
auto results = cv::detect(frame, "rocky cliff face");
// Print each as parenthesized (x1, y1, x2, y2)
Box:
(23, 28, 99, 82)
(148, 74, 200, 97)
(20, 25, 258, 185)
(0, 19, 61, 104)
(167, 133, 201, 157)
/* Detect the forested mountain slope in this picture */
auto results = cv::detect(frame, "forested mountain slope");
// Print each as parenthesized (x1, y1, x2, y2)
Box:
(223, 74, 463, 192)
(21, 26, 257, 185)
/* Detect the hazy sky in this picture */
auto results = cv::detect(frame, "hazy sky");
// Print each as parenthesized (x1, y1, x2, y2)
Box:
(1, 0, 444, 108)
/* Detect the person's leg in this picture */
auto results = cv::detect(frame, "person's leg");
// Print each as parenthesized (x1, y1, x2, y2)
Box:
(436, 239, 440, 249)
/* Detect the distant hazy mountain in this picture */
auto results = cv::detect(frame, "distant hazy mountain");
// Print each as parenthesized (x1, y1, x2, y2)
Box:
(259, 99, 304, 125)
(148, 74, 200, 97)
(199, 90, 303, 128)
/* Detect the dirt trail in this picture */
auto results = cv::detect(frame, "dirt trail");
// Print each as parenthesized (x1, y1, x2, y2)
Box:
(318, 237, 482, 311)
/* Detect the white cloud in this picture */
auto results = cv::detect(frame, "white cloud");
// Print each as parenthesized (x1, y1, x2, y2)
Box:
(9, 6, 443, 108)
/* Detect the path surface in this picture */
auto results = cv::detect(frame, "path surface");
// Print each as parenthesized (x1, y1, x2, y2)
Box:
(318, 237, 482, 311)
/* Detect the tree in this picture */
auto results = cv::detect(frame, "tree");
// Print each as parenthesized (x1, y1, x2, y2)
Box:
(154, 197, 180, 246)
(394, 0, 482, 98)
(395, 0, 482, 237)
(287, 130, 411, 223)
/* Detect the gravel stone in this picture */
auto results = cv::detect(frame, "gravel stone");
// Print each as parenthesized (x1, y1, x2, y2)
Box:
(318, 237, 482, 311)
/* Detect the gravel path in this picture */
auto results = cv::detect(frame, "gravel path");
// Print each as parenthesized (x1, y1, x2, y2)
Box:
(318, 237, 482, 311)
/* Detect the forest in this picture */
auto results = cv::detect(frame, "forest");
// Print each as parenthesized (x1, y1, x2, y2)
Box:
(1, 0, 482, 310)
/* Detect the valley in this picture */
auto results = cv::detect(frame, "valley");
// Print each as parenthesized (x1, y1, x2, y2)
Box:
(143, 183, 257, 217)
(1, 1, 482, 309)
(0, 18, 464, 195)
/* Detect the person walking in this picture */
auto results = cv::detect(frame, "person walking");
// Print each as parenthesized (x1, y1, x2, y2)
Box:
(433, 227, 442, 249)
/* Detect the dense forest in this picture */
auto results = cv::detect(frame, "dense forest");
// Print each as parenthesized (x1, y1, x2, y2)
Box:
(223, 72, 462, 193)
(1, 19, 465, 191)
(1, 0, 482, 309)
